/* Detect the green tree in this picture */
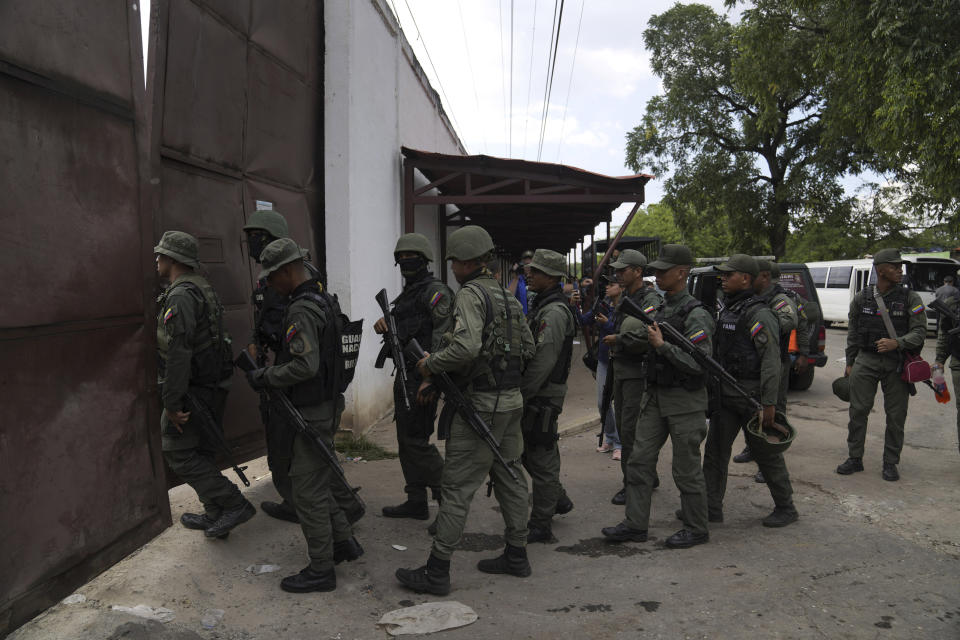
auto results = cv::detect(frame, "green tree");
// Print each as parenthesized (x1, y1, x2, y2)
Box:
(626, 3, 857, 258)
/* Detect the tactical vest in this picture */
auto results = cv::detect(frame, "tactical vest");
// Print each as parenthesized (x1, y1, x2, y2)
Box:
(857, 285, 910, 352)
(763, 284, 792, 363)
(275, 282, 360, 406)
(528, 287, 576, 385)
(391, 272, 437, 359)
(252, 261, 322, 358)
(647, 297, 705, 390)
(613, 287, 661, 366)
(716, 293, 767, 380)
(157, 274, 233, 386)
(461, 274, 527, 392)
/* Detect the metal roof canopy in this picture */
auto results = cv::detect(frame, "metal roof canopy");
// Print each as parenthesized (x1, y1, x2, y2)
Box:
(401, 147, 652, 258)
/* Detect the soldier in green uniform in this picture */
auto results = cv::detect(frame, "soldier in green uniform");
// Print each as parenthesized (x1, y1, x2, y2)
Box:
(733, 260, 801, 482)
(602, 245, 714, 547)
(245, 239, 362, 593)
(154, 231, 256, 539)
(602, 249, 663, 505)
(837, 249, 927, 481)
(703, 254, 799, 527)
(934, 292, 960, 454)
(521, 249, 578, 543)
(374, 233, 453, 520)
(396, 225, 535, 596)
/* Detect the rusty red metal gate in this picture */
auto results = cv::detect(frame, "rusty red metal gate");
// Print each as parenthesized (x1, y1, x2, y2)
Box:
(0, 0, 325, 634)
(0, 2, 166, 634)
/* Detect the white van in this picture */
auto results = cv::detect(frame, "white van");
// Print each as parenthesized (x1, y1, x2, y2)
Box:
(806, 256, 960, 330)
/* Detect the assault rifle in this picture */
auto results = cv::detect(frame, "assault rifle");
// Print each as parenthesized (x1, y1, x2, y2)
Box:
(930, 298, 960, 336)
(183, 391, 250, 487)
(404, 338, 520, 483)
(619, 296, 767, 416)
(234, 351, 366, 520)
(374, 288, 412, 410)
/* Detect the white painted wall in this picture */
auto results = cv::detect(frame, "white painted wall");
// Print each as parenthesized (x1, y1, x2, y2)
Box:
(324, 0, 464, 432)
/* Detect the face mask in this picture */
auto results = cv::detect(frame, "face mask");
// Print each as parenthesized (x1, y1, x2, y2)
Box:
(247, 232, 271, 264)
(397, 256, 426, 277)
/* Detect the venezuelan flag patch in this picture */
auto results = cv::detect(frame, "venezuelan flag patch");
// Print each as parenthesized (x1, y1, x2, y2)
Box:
(774, 299, 789, 310)
(750, 321, 764, 338)
(163, 307, 175, 324)
(643, 305, 656, 314)
(688, 329, 706, 344)
(430, 291, 444, 307)
(911, 304, 925, 315)
(285, 323, 298, 343)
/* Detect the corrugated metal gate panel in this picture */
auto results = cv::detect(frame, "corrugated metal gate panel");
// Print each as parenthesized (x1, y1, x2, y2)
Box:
(152, 0, 324, 464)
(0, 1, 165, 634)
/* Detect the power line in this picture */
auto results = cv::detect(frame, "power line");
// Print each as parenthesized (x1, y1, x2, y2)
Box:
(509, 0, 514, 157)
(399, 0, 466, 142)
(456, 0, 488, 154)
(556, 0, 585, 162)
(537, 0, 565, 161)
(522, 0, 539, 159)
(498, 0, 508, 155)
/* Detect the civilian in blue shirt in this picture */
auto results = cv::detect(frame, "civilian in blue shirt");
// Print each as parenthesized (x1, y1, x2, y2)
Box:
(580, 278, 623, 458)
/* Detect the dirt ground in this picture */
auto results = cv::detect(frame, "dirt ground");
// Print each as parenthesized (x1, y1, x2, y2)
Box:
(10, 332, 960, 639)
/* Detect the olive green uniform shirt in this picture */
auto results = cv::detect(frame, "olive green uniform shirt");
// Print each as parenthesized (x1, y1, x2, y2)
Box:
(426, 274, 536, 412)
(646, 290, 715, 416)
(610, 288, 663, 379)
(521, 297, 577, 404)
(845, 287, 926, 366)
(936, 296, 960, 369)
(264, 293, 329, 422)
(760, 284, 798, 337)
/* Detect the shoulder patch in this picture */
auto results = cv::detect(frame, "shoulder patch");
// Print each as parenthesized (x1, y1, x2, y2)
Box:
(774, 299, 789, 310)
(429, 291, 444, 307)
(539, 319, 548, 334)
(687, 329, 707, 344)
(163, 305, 177, 324)
(285, 323, 299, 343)
(643, 305, 656, 314)
(750, 321, 764, 338)
(911, 303, 925, 315)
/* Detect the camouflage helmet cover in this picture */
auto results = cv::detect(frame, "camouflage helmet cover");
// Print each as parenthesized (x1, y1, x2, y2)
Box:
(257, 238, 309, 280)
(242, 209, 289, 240)
(394, 232, 434, 262)
(154, 230, 200, 269)
(445, 225, 495, 261)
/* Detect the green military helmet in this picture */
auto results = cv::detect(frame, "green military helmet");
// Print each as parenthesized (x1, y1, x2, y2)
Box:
(445, 225, 494, 261)
(257, 237, 309, 280)
(154, 230, 200, 269)
(394, 232, 434, 262)
(744, 410, 796, 455)
(528, 248, 566, 277)
(832, 376, 851, 402)
(243, 208, 289, 239)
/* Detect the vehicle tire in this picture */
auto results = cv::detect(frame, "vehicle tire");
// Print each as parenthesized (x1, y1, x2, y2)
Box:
(789, 365, 815, 391)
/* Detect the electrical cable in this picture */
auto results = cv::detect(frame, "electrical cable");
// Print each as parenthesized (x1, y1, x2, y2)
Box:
(522, 0, 539, 159)
(556, 0, 584, 162)
(537, 0, 565, 161)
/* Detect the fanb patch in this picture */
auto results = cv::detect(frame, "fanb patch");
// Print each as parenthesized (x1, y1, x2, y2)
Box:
(285, 323, 298, 343)
(430, 291, 444, 307)
(163, 306, 176, 324)
(688, 329, 707, 344)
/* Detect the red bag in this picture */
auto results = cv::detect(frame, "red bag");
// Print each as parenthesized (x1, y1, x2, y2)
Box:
(901, 353, 931, 383)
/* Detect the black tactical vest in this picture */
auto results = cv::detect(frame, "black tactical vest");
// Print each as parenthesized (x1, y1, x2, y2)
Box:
(528, 286, 576, 385)
(275, 281, 338, 406)
(392, 272, 437, 360)
(252, 261, 322, 358)
(647, 297, 705, 390)
(157, 275, 233, 386)
(716, 293, 767, 380)
(857, 285, 910, 352)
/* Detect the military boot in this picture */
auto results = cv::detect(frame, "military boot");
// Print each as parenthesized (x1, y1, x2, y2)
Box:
(732, 446, 753, 463)
(382, 499, 430, 520)
(396, 554, 451, 596)
(280, 566, 336, 593)
(477, 544, 532, 577)
(204, 500, 256, 538)
(836, 457, 864, 475)
(180, 513, 229, 539)
(600, 523, 647, 543)
(762, 505, 799, 528)
(554, 494, 574, 515)
(333, 537, 364, 564)
(526, 522, 553, 544)
(260, 500, 300, 523)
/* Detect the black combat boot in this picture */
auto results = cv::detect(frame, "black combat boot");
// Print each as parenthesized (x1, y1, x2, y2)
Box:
(554, 494, 574, 515)
(836, 457, 864, 475)
(396, 554, 451, 595)
(665, 529, 709, 549)
(601, 522, 648, 543)
(180, 512, 229, 539)
(733, 446, 754, 463)
(526, 522, 553, 544)
(333, 536, 364, 564)
(261, 500, 300, 523)
(754, 471, 766, 483)
(881, 462, 899, 481)
(382, 499, 430, 520)
(204, 501, 256, 538)
(280, 566, 336, 593)
(610, 488, 626, 505)
(762, 505, 799, 528)
(477, 544, 532, 577)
